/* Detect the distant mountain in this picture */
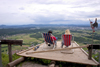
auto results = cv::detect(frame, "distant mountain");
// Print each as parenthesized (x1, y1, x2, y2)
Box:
(0, 24, 99, 29)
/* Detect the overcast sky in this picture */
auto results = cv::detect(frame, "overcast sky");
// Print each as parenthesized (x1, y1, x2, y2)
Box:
(0, 0, 100, 25)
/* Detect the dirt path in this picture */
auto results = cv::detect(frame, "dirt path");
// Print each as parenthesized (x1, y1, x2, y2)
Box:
(17, 61, 48, 67)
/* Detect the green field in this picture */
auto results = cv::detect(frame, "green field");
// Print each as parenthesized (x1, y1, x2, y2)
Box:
(1, 27, 100, 67)
(2, 29, 100, 54)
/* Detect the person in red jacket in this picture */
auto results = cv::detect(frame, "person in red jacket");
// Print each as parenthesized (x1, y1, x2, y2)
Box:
(47, 30, 57, 46)
(48, 31, 56, 41)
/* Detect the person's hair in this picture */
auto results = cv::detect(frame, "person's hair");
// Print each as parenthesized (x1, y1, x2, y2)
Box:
(48, 30, 52, 34)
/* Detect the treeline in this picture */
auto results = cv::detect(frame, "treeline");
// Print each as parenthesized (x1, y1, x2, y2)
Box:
(0, 28, 50, 37)
(0, 27, 62, 37)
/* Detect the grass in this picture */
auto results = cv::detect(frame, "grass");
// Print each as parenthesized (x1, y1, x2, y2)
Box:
(7, 33, 43, 44)
(1, 33, 43, 54)
(2, 53, 21, 67)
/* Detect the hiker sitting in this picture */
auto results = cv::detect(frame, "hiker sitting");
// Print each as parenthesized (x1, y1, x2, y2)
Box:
(46, 30, 57, 46)
(61, 29, 71, 48)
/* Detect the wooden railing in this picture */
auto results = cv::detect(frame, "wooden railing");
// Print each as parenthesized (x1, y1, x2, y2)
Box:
(0, 39, 23, 67)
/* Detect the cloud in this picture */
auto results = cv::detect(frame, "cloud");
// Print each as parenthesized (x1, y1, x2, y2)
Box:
(0, 0, 100, 25)
(19, 7, 25, 10)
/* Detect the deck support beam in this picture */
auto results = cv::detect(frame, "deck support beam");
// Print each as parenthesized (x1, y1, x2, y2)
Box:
(48, 61, 55, 67)
(7, 57, 25, 67)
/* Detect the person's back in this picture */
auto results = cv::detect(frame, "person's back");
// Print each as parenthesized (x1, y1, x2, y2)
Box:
(48, 31, 56, 41)
(61, 29, 71, 48)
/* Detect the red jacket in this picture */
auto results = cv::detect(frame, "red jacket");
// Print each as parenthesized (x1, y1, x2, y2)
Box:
(51, 36, 56, 41)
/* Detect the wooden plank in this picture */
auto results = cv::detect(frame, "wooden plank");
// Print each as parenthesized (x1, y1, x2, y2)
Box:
(8, 44, 12, 62)
(74, 41, 99, 65)
(26, 45, 89, 54)
(17, 41, 99, 66)
(92, 45, 100, 49)
(17, 44, 42, 55)
(7, 57, 25, 67)
(0, 39, 23, 45)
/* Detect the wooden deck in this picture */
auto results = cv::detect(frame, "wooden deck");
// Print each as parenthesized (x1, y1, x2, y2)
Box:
(17, 41, 99, 66)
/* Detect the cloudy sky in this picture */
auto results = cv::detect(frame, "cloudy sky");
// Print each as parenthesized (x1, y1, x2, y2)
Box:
(0, 0, 100, 25)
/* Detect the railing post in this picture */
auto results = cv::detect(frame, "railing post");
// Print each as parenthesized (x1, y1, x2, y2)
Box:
(88, 45, 92, 60)
(0, 40, 2, 67)
(8, 44, 12, 62)
(88, 48, 92, 60)
(98, 51, 100, 67)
